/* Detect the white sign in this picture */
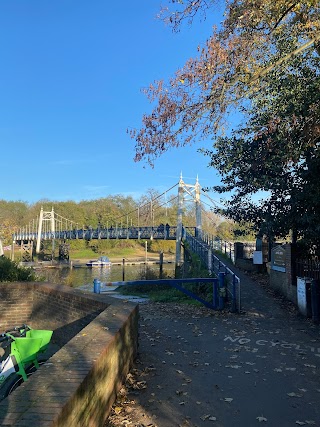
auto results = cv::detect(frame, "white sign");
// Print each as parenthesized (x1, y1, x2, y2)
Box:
(297, 277, 307, 316)
(253, 251, 263, 264)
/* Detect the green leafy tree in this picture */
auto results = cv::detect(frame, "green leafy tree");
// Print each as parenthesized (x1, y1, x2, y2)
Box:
(203, 35, 320, 248)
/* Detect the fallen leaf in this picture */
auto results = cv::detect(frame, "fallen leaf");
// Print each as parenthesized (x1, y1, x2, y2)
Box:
(200, 414, 211, 420)
(256, 416, 267, 422)
(224, 398, 233, 403)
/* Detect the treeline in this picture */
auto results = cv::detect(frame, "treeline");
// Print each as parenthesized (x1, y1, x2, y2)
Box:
(0, 190, 254, 244)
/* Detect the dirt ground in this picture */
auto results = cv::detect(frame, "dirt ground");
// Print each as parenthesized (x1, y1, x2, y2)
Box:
(105, 272, 320, 427)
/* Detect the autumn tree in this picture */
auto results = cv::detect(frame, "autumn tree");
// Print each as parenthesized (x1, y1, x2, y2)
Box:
(130, 1, 319, 163)
(129, 0, 320, 251)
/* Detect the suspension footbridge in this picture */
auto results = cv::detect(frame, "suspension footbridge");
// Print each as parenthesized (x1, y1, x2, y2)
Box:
(5, 175, 241, 312)
(12, 176, 217, 263)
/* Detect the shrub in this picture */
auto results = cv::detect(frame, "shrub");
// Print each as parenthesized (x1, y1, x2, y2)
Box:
(0, 256, 36, 282)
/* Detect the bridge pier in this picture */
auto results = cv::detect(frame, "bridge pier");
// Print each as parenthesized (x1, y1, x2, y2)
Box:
(59, 243, 70, 261)
(21, 240, 34, 262)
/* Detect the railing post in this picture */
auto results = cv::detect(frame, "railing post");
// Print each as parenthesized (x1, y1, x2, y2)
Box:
(218, 272, 225, 310)
(208, 248, 212, 275)
(213, 278, 219, 309)
(231, 274, 237, 313)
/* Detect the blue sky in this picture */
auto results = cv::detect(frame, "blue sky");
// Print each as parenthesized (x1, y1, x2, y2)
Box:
(0, 0, 226, 203)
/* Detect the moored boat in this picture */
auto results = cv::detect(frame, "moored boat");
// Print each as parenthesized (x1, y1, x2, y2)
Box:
(86, 256, 112, 268)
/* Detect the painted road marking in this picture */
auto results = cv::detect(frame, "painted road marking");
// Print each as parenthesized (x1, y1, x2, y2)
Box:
(224, 336, 320, 356)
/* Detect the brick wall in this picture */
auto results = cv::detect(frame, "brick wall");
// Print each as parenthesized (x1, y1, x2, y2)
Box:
(0, 283, 108, 333)
(0, 284, 34, 330)
(0, 285, 139, 427)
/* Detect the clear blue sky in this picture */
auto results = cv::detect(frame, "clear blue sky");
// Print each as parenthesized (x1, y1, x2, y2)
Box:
(0, 0, 225, 203)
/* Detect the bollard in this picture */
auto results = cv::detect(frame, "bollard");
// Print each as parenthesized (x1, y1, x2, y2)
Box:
(93, 278, 101, 294)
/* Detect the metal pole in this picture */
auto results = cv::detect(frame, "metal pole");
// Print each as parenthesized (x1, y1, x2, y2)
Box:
(159, 251, 163, 279)
(145, 241, 148, 276)
(175, 174, 184, 266)
(231, 274, 237, 313)
(208, 248, 212, 275)
(218, 272, 225, 310)
(122, 258, 125, 281)
(213, 278, 219, 309)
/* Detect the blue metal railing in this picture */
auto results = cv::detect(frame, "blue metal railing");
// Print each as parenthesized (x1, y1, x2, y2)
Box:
(184, 232, 241, 312)
(199, 231, 235, 262)
(13, 226, 197, 242)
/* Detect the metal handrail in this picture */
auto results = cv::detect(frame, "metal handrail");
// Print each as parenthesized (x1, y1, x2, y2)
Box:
(184, 232, 241, 312)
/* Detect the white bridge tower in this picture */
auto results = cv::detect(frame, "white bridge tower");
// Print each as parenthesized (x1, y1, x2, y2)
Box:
(175, 174, 202, 266)
(36, 207, 55, 255)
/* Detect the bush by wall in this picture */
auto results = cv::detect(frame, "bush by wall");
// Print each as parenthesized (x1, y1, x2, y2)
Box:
(0, 256, 36, 282)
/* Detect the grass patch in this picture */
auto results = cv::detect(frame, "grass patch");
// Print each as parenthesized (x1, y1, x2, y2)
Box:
(117, 281, 213, 305)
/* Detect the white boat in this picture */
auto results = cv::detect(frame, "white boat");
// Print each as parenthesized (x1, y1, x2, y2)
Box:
(86, 256, 112, 268)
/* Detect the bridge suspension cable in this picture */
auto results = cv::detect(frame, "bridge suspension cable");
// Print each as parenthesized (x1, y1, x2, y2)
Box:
(107, 182, 179, 227)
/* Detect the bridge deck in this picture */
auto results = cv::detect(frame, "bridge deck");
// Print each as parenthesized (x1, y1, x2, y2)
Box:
(13, 226, 196, 242)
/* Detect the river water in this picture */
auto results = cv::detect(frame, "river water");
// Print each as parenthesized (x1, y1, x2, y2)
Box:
(36, 263, 176, 291)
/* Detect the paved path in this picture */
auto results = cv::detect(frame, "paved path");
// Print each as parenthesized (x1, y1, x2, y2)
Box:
(106, 268, 320, 427)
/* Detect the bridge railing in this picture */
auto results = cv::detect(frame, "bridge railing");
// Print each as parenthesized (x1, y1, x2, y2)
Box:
(199, 231, 235, 262)
(13, 226, 197, 242)
(184, 232, 241, 312)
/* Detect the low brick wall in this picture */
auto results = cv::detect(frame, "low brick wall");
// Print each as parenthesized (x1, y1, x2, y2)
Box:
(0, 284, 34, 329)
(0, 282, 107, 331)
(0, 283, 139, 426)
